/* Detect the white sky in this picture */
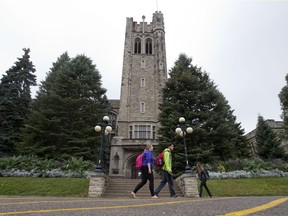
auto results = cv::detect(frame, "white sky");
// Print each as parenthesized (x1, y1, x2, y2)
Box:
(1, 0, 288, 134)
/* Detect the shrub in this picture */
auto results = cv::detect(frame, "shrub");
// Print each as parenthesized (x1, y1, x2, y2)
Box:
(217, 164, 226, 173)
(206, 158, 288, 173)
(0, 156, 95, 178)
(221, 159, 245, 172)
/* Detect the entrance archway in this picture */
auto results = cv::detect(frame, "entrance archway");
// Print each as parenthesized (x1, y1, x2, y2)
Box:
(131, 164, 142, 179)
(125, 154, 142, 179)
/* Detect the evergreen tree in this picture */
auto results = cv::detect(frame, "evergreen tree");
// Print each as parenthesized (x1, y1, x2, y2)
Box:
(158, 54, 249, 173)
(255, 115, 286, 159)
(0, 48, 37, 155)
(278, 74, 288, 139)
(18, 53, 110, 161)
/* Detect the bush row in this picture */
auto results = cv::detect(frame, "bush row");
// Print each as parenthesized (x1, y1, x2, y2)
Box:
(0, 156, 95, 178)
(1, 156, 288, 179)
(206, 158, 288, 173)
(209, 169, 288, 179)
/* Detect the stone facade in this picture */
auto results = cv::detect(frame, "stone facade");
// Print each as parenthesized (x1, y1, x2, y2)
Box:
(108, 11, 167, 179)
(245, 119, 288, 155)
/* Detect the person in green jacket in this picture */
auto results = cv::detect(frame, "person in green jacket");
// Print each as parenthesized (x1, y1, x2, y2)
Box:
(154, 143, 179, 198)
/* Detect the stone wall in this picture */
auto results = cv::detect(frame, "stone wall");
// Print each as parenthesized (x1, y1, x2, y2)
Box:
(176, 173, 199, 197)
(88, 172, 110, 198)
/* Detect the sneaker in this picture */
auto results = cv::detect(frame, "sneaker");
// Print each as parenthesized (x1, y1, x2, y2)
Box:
(151, 195, 159, 199)
(171, 195, 180, 198)
(131, 192, 137, 199)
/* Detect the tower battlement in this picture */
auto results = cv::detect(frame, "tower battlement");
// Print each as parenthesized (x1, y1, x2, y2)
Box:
(127, 11, 165, 33)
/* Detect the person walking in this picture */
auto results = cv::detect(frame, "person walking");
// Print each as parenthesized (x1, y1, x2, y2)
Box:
(196, 162, 212, 198)
(154, 143, 179, 198)
(131, 143, 158, 199)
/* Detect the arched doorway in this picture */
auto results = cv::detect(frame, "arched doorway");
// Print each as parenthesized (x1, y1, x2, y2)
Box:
(126, 154, 142, 179)
(131, 164, 142, 179)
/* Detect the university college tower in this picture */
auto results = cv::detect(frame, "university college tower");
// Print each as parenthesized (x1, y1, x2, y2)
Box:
(109, 11, 167, 178)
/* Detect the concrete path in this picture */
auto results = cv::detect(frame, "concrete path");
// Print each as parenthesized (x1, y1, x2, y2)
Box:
(0, 196, 287, 216)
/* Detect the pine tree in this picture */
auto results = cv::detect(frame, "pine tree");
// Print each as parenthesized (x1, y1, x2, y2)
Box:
(18, 53, 110, 161)
(158, 54, 249, 173)
(278, 74, 288, 139)
(255, 115, 286, 159)
(0, 48, 37, 155)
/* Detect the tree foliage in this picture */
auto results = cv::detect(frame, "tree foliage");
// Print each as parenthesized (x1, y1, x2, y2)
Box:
(157, 54, 250, 174)
(0, 48, 37, 155)
(17, 53, 110, 161)
(255, 115, 286, 160)
(278, 74, 288, 138)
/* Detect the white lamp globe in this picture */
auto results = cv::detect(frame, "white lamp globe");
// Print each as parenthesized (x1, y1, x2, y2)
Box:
(106, 126, 112, 133)
(179, 117, 185, 123)
(95, 125, 101, 132)
(175, 127, 182, 134)
(180, 131, 185, 137)
(105, 130, 109, 136)
(186, 127, 193, 134)
(103, 116, 110, 122)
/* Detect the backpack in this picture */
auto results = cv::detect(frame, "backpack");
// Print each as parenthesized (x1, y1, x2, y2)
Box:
(135, 153, 144, 169)
(155, 151, 165, 168)
(199, 170, 209, 181)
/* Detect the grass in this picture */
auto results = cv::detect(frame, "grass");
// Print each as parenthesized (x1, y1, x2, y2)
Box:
(0, 177, 89, 197)
(200, 177, 288, 197)
(0, 177, 287, 197)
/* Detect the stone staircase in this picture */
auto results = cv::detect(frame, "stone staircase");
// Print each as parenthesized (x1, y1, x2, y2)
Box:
(102, 178, 183, 198)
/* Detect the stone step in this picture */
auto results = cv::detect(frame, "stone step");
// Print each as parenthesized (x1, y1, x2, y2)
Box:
(102, 178, 183, 198)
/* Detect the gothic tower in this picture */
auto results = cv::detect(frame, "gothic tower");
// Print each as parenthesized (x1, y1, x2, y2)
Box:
(109, 11, 167, 178)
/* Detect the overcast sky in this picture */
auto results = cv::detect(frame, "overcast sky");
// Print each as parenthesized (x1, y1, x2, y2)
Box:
(1, 0, 288, 134)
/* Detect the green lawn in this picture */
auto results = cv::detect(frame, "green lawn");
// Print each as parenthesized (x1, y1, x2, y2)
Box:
(0, 177, 287, 197)
(200, 177, 288, 197)
(0, 177, 89, 197)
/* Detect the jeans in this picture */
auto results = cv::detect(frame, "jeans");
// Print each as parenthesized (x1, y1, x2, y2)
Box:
(154, 170, 176, 197)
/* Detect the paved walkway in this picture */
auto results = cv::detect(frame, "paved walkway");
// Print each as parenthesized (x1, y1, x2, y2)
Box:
(0, 196, 287, 216)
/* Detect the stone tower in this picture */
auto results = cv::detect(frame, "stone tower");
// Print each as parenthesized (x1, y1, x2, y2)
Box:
(109, 11, 167, 179)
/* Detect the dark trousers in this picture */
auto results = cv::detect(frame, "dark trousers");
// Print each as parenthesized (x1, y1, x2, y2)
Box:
(199, 179, 212, 197)
(154, 170, 176, 197)
(133, 166, 155, 196)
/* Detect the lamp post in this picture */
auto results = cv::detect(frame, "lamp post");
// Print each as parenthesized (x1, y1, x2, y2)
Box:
(94, 116, 112, 173)
(175, 117, 193, 173)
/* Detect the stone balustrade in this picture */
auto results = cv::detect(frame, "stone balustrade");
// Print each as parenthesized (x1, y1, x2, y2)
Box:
(176, 173, 199, 197)
(88, 172, 110, 198)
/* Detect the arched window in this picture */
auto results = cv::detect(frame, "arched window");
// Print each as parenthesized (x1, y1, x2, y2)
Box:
(114, 153, 119, 169)
(108, 111, 118, 134)
(145, 38, 152, 54)
(134, 38, 141, 54)
(112, 153, 120, 174)
(141, 59, 145, 68)
(140, 78, 145, 87)
(140, 102, 145, 113)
